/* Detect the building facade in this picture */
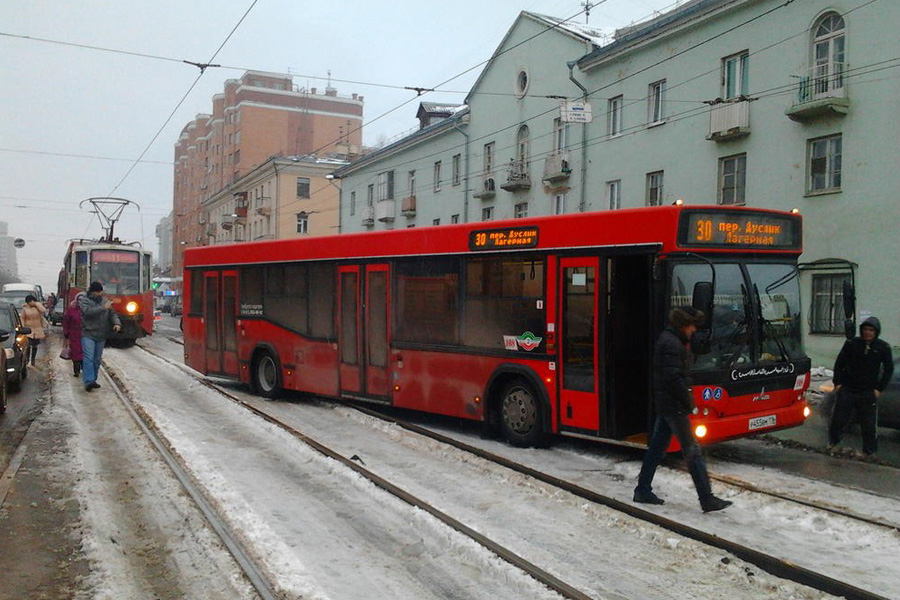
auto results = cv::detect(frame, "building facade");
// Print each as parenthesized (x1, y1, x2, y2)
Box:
(0, 222, 18, 283)
(172, 71, 363, 278)
(335, 2, 900, 365)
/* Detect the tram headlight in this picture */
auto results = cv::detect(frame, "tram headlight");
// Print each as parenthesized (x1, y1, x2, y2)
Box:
(126, 301, 138, 314)
(694, 424, 708, 439)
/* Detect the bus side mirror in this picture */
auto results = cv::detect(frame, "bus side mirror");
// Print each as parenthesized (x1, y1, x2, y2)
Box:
(842, 280, 855, 340)
(691, 281, 714, 328)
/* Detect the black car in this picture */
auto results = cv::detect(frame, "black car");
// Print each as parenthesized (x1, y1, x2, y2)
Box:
(49, 303, 64, 326)
(818, 355, 900, 430)
(0, 301, 30, 392)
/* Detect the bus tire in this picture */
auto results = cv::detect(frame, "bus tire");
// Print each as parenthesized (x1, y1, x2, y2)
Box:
(251, 350, 281, 399)
(499, 378, 545, 447)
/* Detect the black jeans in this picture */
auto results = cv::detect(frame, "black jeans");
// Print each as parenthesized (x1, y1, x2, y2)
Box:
(636, 413, 713, 501)
(829, 388, 878, 454)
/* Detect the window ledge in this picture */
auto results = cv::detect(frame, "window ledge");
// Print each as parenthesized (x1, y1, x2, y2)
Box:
(804, 188, 842, 198)
(608, 132, 624, 139)
(646, 120, 667, 129)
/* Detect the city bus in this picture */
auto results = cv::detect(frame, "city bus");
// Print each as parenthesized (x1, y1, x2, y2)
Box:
(182, 205, 810, 448)
(58, 240, 155, 344)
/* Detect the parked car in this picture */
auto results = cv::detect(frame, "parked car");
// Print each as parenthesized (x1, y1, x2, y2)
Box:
(0, 301, 30, 392)
(48, 303, 64, 326)
(817, 355, 900, 430)
(0, 328, 7, 413)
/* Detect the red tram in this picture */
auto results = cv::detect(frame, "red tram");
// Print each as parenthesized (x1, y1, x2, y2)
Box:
(58, 240, 154, 344)
(182, 205, 811, 448)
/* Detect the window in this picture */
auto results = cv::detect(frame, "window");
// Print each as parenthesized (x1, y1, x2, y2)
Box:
(452, 154, 461, 186)
(433, 218, 441, 226)
(646, 171, 664, 206)
(553, 193, 566, 215)
(514, 202, 528, 219)
(808, 134, 842, 193)
(451, 214, 460, 224)
(811, 273, 851, 334)
(515, 68, 529, 98)
(483, 142, 495, 176)
(607, 95, 623, 136)
(350, 191, 356, 216)
(553, 118, 568, 151)
(813, 13, 845, 96)
(377, 171, 394, 201)
(296, 212, 309, 234)
(719, 154, 747, 205)
(482, 206, 494, 221)
(434, 161, 442, 192)
(233, 149, 240, 164)
(648, 80, 666, 124)
(722, 51, 749, 99)
(242, 263, 333, 338)
(516, 125, 530, 165)
(366, 184, 374, 207)
(297, 177, 310, 198)
(395, 257, 460, 345)
(408, 170, 416, 197)
(606, 180, 621, 210)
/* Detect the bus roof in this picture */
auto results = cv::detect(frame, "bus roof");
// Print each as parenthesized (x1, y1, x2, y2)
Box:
(184, 205, 802, 269)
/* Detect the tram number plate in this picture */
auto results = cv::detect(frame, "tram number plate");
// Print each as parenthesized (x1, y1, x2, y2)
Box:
(748, 415, 777, 430)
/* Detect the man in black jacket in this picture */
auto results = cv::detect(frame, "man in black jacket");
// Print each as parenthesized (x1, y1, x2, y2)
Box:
(829, 316, 894, 456)
(634, 306, 732, 513)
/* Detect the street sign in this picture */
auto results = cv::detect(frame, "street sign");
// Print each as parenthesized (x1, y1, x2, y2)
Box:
(13, 238, 25, 248)
(559, 100, 593, 123)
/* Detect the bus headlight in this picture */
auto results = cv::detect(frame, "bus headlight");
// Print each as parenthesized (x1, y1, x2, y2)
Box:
(695, 424, 708, 439)
(126, 301, 138, 314)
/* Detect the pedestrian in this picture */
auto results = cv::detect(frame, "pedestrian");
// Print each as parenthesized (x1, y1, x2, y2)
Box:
(634, 306, 732, 513)
(829, 317, 894, 457)
(77, 281, 121, 391)
(62, 295, 85, 377)
(20, 294, 47, 366)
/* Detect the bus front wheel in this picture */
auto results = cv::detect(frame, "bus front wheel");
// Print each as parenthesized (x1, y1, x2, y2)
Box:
(251, 351, 281, 399)
(499, 379, 544, 447)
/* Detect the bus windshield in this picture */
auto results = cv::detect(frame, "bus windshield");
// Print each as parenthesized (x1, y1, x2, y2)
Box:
(91, 250, 142, 294)
(668, 260, 804, 371)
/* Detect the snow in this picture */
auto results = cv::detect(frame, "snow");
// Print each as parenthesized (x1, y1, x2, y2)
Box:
(44, 332, 900, 599)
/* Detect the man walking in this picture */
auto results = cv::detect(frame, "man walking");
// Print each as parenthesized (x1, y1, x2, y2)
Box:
(78, 282, 121, 391)
(829, 316, 893, 457)
(634, 306, 732, 513)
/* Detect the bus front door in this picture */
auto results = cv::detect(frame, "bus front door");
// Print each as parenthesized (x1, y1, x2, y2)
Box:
(558, 257, 607, 435)
(203, 270, 239, 377)
(339, 264, 391, 399)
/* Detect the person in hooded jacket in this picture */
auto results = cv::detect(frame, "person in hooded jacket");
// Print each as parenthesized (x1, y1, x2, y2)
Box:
(829, 316, 894, 456)
(78, 281, 121, 391)
(62, 295, 85, 377)
(634, 306, 732, 513)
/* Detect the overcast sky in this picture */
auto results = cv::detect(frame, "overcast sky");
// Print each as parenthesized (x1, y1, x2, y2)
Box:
(1, 0, 679, 289)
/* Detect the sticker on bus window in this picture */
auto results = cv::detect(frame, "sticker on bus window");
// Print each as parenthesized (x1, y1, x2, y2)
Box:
(572, 273, 587, 286)
(503, 336, 518, 350)
(516, 331, 543, 351)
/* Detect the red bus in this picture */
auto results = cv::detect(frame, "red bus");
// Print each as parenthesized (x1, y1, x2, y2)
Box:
(182, 205, 810, 447)
(58, 240, 155, 344)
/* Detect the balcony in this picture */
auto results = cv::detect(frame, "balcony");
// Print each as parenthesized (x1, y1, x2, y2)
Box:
(542, 150, 572, 183)
(220, 216, 234, 231)
(500, 159, 531, 192)
(706, 98, 751, 141)
(361, 206, 374, 227)
(473, 177, 496, 200)
(255, 197, 271, 216)
(785, 62, 850, 122)
(401, 195, 416, 217)
(206, 223, 217, 236)
(375, 199, 395, 223)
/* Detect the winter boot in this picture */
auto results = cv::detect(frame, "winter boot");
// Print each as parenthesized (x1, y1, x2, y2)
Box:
(701, 495, 732, 513)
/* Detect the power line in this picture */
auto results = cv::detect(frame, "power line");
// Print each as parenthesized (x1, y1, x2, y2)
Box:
(0, 147, 173, 165)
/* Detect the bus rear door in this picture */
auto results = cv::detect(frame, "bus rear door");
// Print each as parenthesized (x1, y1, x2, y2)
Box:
(338, 264, 391, 399)
(203, 270, 239, 376)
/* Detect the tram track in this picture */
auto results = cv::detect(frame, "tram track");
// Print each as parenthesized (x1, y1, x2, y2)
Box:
(138, 340, 895, 600)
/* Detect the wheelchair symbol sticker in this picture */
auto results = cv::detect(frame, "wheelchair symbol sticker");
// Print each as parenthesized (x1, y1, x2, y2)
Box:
(714, 387, 723, 400)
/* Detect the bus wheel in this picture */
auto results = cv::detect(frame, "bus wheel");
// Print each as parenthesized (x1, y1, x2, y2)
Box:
(252, 351, 281, 399)
(499, 379, 544, 447)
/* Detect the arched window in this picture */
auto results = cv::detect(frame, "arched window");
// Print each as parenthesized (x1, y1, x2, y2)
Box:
(516, 125, 530, 165)
(812, 12, 845, 96)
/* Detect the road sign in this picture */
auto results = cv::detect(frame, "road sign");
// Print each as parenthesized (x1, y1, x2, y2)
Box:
(559, 100, 593, 123)
(13, 238, 25, 249)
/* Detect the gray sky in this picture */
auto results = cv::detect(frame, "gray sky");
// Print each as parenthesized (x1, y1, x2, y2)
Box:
(1, 0, 678, 289)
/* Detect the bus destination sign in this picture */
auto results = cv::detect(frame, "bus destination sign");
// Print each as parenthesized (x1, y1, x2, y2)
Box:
(679, 211, 800, 250)
(469, 226, 539, 251)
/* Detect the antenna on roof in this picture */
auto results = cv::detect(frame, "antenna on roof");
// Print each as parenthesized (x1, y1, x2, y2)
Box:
(582, 1, 595, 24)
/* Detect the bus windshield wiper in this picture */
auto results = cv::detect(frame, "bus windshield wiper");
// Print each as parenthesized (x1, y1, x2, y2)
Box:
(753, 283, 790, 363)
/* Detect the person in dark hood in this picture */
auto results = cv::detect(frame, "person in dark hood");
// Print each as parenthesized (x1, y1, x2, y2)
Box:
(634, 306, 732, 513)
(77, 281, 121, 391)
(829, 316, 894, 456)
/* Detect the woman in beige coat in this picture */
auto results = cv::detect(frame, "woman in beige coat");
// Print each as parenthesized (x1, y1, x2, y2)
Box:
(20, 294, 46, 365)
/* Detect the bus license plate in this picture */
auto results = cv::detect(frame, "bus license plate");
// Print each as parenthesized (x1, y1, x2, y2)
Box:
(749, 415, 776, 430)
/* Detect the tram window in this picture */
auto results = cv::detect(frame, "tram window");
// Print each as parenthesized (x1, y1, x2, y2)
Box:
(463, 257, 545, 350)
(143, 254, 152, 292)
(309, 263, 335, 339)
(395, 257, 460, 346)
(189, 270, 203, 315)
(75, 251, 88, 288)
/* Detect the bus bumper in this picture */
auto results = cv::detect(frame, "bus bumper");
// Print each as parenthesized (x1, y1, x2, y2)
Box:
(673, 401, 810, 450)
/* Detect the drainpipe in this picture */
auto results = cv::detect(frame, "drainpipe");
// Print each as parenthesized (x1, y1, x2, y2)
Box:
(451, 117, 470, 222)
(273, 162, 280, 238)
(567, 60, 589, 213)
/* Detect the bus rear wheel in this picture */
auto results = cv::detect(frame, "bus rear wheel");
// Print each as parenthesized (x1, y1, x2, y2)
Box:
(499, 379, 544, 447)
(251, 351, 281, 399)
